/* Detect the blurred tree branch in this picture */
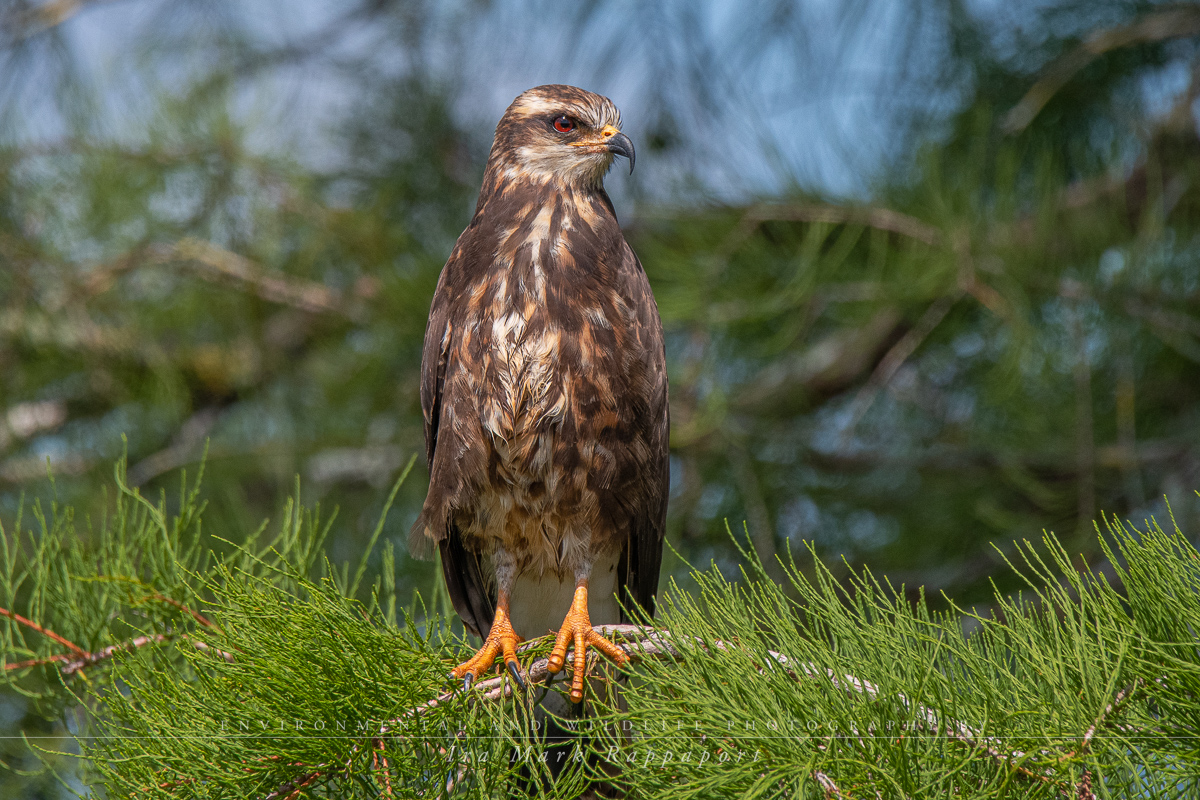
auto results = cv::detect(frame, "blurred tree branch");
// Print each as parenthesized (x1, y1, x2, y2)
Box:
(1002, 5, 1200, 133)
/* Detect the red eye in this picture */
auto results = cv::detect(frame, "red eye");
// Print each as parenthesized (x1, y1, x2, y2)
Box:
(553, 115, 575, 133)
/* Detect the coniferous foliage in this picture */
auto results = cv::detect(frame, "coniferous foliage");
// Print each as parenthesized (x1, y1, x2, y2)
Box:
(3, 0, 1200, 795)
(598, 520, 1200, 797)
(3, 464, 1200, 797)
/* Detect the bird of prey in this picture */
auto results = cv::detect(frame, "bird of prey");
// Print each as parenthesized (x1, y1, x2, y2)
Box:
(410, 84, 668, 705)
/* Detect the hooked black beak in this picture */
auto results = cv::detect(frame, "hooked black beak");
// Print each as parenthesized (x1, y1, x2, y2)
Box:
(606, 131, 635, 174)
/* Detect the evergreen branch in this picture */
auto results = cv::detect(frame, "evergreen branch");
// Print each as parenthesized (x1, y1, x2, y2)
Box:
(1065, 676, 1164, 761)
(405, 624, 1057, 786)
(1001, 6, 1200, 133)
(3, 454, 1194, 797)
(0, 604, 87, 656)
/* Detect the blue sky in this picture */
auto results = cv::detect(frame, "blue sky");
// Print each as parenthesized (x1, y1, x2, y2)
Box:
(18, 0, 957, 206)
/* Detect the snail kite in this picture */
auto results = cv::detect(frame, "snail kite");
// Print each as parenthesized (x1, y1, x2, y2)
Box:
(410, 84, 668, 703)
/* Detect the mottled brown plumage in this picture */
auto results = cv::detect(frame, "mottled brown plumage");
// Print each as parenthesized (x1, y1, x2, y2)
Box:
(410, 85, 668, 702)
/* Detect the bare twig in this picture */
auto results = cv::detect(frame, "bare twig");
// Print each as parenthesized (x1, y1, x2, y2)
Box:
(0, 605, 87, 656)
(187, 638, 236, 663)
(127, 408, 221, 487)
(4, 655, 72, 671)
(815, 769, 849, 799)
(6, 632, 233, 674)
(372, 738, 394, 798)
(702, 201, 941, 270)
(59, 634, 171, 675)
(169, 238, 362, 321)
(264, 769, 323, 800)
(148, 594, 215, 629)
(79, 238, 363, 322)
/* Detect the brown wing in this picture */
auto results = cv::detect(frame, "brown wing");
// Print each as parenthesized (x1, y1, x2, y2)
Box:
(417, 269, 451, 480)
(410, 244, 496, 638)
(614, 240, 669, 623)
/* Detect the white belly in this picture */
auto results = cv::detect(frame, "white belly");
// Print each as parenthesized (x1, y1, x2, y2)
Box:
(508, 550, 621, 640)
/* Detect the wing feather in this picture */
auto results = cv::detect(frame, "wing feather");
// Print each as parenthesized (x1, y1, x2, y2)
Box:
(614, 241, 669, 622)
(409, 242, 498, 637)
(407, 261, 454, 560)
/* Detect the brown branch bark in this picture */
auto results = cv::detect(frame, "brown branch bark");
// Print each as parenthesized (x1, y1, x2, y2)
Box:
(0, 605, 86, 656)
(264, 769, 323, 800)
(815, 769, 849, 799)
(371, 738, 394, 798)
(6, 630, 233, 674)
(149, 594, 214, 629)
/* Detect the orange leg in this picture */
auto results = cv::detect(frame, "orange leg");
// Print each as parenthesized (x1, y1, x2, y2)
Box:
(451, 591, 525, 690)
(546, 580, 629, 704)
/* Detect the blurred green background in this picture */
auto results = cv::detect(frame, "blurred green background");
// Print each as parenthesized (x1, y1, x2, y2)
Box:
(2, 0, 1200, 793)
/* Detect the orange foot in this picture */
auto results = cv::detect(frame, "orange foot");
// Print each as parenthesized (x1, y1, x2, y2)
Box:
(451, 602, 525, 690)
(546, 583, 630, 704)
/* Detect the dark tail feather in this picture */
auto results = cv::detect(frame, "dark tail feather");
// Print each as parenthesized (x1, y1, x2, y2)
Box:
(438, 527, 494, 639)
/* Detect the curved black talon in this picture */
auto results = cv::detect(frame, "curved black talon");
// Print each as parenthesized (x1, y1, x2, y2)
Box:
(462, 672, 474, 691)
(506, 660, 526, 691)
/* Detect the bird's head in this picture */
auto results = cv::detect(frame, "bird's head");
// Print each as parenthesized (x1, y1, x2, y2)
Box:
(488, 84, 635, 189)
